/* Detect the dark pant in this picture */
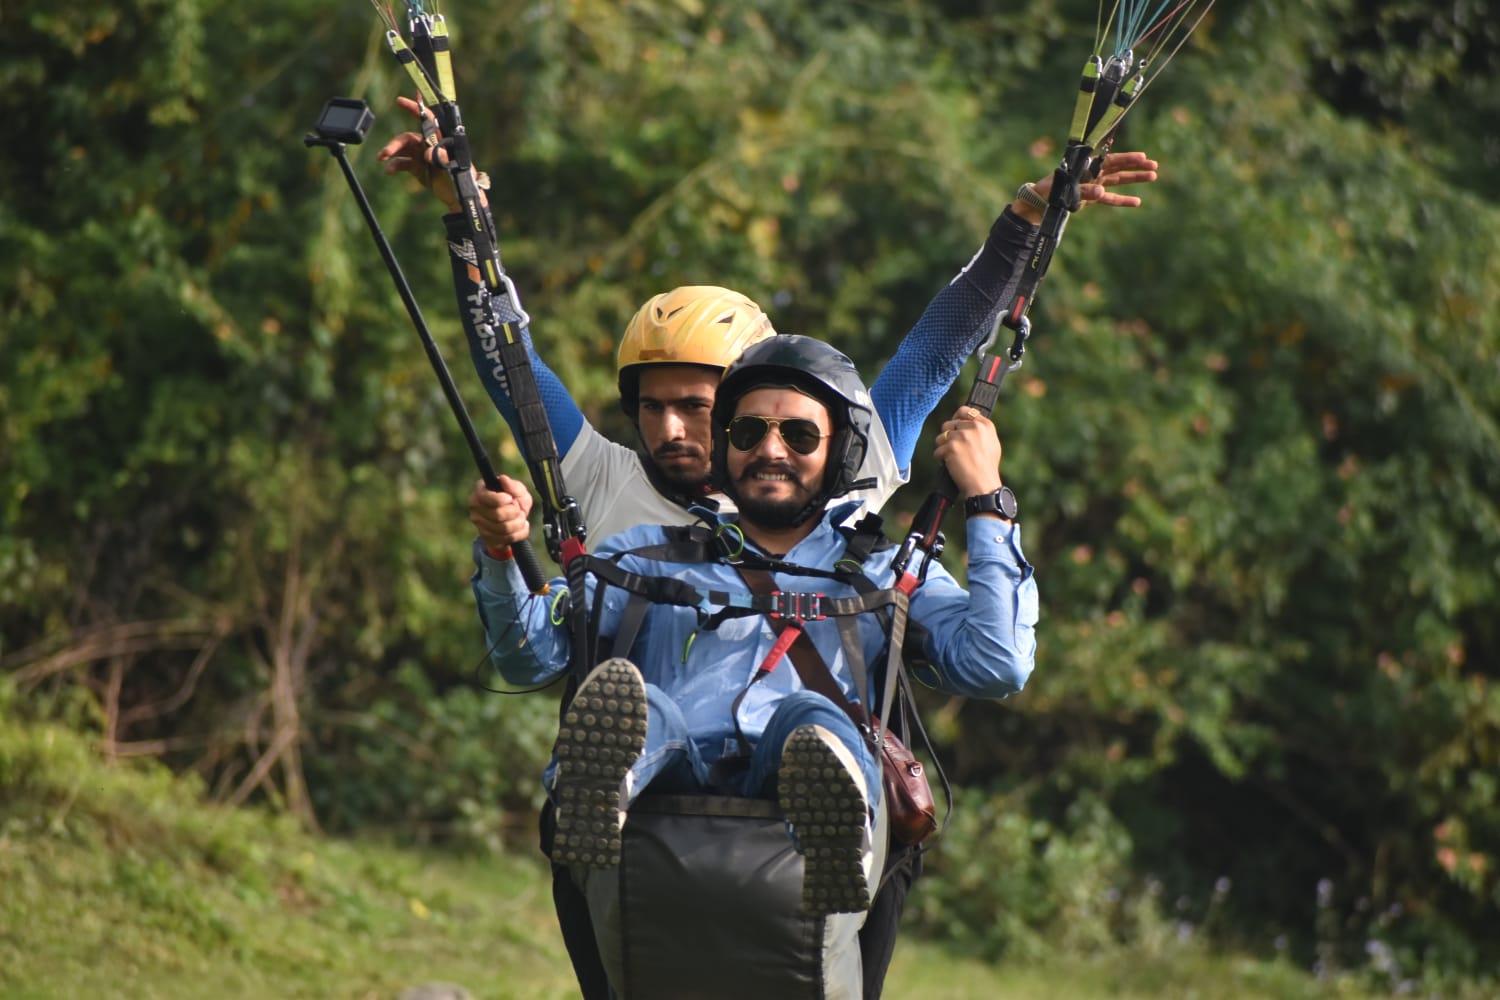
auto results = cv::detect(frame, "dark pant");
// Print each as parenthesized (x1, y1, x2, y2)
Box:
(540, 802, 613, 1000)
(859, 844, 922, 997)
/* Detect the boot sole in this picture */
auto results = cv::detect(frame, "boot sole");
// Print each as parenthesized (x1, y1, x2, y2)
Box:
(779, 726, 871, 916)
(553, 659, 648, 868)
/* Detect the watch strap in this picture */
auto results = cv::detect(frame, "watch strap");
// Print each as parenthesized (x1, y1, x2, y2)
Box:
(964, 486, 1018, 520)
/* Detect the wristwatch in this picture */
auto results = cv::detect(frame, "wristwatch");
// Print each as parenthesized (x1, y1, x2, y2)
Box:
(964, 485, 1018, 521)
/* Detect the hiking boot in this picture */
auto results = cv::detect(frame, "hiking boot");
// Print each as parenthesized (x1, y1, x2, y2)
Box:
(553, 658, 648, 869)
(779, 724, 873, 916)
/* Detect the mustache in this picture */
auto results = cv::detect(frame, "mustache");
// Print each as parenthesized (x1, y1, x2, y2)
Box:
(738, 459, 804, 488)
(652, 442, 703, 461)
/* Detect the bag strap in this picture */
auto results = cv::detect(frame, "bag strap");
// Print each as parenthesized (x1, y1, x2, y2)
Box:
(737, 565, 952, 880)
(734, 567, 879, 736)
(738, 564, 957, 851)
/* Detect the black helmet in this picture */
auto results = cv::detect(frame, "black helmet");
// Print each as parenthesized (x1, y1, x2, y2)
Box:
(710, 335, 874, 513)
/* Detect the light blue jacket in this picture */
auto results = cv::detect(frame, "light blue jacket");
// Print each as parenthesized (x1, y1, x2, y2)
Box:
(473, 502, 1039, 765)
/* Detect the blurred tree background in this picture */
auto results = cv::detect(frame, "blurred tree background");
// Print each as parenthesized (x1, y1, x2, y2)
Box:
(2, 0, 1497, 993)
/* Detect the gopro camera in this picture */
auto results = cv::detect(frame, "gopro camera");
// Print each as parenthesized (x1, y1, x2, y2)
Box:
(312, 97, 374, 145)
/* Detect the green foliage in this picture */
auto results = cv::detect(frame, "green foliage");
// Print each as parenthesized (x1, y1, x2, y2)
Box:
(2, 0, 1499, 991)
(909, 787, 1142, 960)
(0, 694, 1402, 999)
(305, 664, 561, 849)
(0, 677, 299, 888)
(0, 689, 576, 999)
(1300, 0, 1500, 198)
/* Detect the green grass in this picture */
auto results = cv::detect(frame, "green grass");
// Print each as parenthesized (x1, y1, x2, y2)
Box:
(0, 706, 1386, 1000)
(0, 828, 1362, 1000)
(888, 946, 1361, 1000)
(0, 830, 573, 999)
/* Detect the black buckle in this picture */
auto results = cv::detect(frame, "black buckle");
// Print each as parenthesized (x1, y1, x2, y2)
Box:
(769, 590, 825, 622)
(913, 532, 945, 584)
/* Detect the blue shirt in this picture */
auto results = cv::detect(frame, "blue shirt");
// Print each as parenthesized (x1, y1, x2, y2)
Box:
(473, 502, 1039, 765)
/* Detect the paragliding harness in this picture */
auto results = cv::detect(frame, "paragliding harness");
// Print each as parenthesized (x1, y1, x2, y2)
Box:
(560, 510, 951, 1000)
(584, 511, 951, 849)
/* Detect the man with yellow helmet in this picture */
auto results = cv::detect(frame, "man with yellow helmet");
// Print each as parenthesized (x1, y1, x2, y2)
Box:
(378, 105, 1159, 999)
(460, 280, 905, 545)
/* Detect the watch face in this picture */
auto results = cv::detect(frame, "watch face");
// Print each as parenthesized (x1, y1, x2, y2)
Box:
(996, 486, 1018, 519)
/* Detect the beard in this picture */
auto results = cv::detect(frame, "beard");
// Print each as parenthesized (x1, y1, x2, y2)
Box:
(734, 493, 811, 530)
(655, 464, 711, 493)
(650, 443, 711, 495)
(730, 460, 818, 529)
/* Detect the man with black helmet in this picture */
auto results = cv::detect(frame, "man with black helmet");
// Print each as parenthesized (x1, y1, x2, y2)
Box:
(470, 335, 1038, 943)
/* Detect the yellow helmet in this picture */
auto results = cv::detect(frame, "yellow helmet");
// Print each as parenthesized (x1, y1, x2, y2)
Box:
(617, 286, 776, 415)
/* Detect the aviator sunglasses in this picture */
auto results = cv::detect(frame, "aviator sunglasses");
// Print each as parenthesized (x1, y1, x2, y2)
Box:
(726, 415, 828, 455)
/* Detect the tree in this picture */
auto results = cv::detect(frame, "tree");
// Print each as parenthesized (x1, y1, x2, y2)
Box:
(2, 0, 1497, 986)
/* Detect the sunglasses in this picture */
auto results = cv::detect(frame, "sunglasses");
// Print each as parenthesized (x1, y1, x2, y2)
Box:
(726, 415, 828, 455)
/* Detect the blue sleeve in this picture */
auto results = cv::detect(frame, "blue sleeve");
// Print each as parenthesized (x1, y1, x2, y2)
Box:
(443, 214, 585, 453)
(470, 529, 655, 685)
(904, 518, 1038, 699)
(870, 209, 1038, 473)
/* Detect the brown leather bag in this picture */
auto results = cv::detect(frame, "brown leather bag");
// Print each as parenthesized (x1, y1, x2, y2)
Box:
(788, 634, 938, 846)
(873, 723, 938, 846)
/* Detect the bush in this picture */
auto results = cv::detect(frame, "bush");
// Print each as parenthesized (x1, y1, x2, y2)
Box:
(305, 664, 560, 851)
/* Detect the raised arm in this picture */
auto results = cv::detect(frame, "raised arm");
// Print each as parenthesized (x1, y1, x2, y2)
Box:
(440, 213, 587, 452)
(900, 408, 1038, 697)
(871, 152, 1160, 475)
(376, 95, 588, 455)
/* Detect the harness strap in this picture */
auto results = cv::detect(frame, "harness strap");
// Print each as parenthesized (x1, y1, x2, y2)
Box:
(581, 552, 901, 627)
(586, 556, 710, 613)
(606, 592, 651, 664)
(838, 512, 889, 565)
(730, 569, 834, 758)
(834, 614, 872, 719)
(578, 523, 908, 759)
(832, 543, 956, 850)
(733, 566, 894, 739)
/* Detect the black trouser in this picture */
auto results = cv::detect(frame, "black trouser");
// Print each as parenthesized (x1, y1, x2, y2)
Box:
(859, 844, 923, 997)
(540, 802, 613, 1000)
(541, 801, 920, 1000)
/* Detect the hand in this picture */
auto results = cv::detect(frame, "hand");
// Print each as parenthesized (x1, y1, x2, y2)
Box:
(468, 475, 535, 551)
(374, 95, 462, 213)
(1013, 150, 1160, 223)
(934, 406, 1003, 499)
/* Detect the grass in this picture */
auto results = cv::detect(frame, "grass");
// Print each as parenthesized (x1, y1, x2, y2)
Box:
(887, 946, 1358, 1000)
(0, 703, 1388, 1000)
(0, 828, 573, 1000)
